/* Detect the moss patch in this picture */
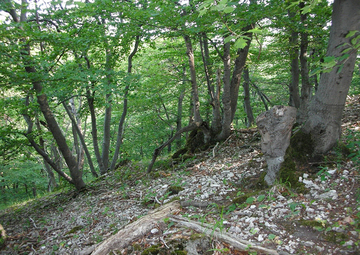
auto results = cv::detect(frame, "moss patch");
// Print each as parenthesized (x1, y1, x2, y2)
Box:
(298, 219, 325, 229)
(277, 131, 313, 193)
(167, 185, 184, 196)
(141, 244, 160, 255)
(324, 230, 350, 244)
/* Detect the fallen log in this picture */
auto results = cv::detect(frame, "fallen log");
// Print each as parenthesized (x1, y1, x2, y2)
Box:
(169, 215, 279, 255)
(89, 201, 181, 255)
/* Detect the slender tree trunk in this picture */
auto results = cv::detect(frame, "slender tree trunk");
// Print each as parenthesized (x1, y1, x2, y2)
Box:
(212, 68, 222, 134)
(184, 34, 202, 125)
(101, 44, 113, 173)
(288, 10, 301, 109)
(230, 27, 253, 122)
(87, 87, 106, 174)
(302, 0, 360, 154)
(176, 88, 185, 149)
(110, 35, 140, 171)
(243, 67, 254, 127)
(102, 93, 112, 172)
(70, 97, 85, 171)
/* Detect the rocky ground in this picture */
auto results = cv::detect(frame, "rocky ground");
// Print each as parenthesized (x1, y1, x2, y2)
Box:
(0, 96, 360, 255)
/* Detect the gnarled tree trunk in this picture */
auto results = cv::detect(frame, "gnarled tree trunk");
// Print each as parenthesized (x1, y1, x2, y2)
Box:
(302, 0, 360, 154)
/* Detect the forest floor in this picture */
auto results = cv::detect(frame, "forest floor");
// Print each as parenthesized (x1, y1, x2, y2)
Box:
(1, 95, 360, 255)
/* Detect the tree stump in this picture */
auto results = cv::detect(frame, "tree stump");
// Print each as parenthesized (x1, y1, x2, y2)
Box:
(256, 105, 297, 185)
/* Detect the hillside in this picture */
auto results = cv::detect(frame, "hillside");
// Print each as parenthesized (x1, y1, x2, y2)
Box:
(0, 96, 359, 255)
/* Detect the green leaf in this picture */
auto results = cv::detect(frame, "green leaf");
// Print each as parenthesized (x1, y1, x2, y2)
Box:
(338, 53, 349, 62)
(257, 194, 265, 202)
(223, 6, 235, 13)
(268, 234, 276, 240)
(301, 5, 312, 14)
(246, 196, 255, 204)
(74, 1, 86, 7)
(337, 64, 344, 74)
(234, 37, 248, 49)
(286, 1, 300, 9)
(346, 30, 358, 38)
(351, 35, 360, 46)
(247, 28, 262, 34)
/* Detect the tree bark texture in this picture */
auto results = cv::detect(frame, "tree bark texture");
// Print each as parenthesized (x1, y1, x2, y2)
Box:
(257, 106, 297, 185)
(243, 67, 254, 127)
(298, 3, 312, 124)
(302, 0, 360, 154)
(87, 88, 106, 175)
(288, 10, 301, 109)
(217, 42, 232, 141)
(230, 27, 253, 122)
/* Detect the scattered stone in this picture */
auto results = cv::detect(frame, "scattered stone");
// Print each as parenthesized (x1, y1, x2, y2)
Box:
(315, 190, 338, 200)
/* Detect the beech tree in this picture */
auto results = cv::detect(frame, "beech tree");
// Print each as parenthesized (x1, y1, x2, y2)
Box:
(302, 0, 360, 154)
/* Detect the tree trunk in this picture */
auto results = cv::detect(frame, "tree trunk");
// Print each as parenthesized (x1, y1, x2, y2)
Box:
(87, 88, 106, 174)
(176, 67, 186, 149)
(36, 94, 85, 190)
(302, 0, 360, 154)
(243, 67, 254, 127)
(211, 68, 222, 134)
(230, 27, 253, 122)
(102, 94, 112, 173)
(297, 3, 312, 124)
(217, 42, 232, 141)
(109, 35, 140, 171)
(288, 10, 301, 109)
